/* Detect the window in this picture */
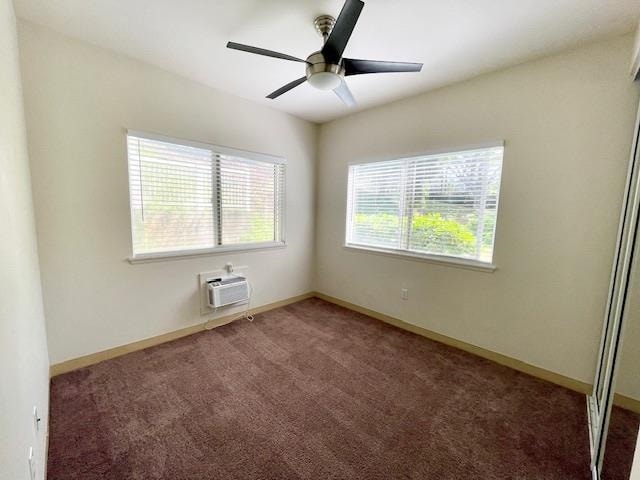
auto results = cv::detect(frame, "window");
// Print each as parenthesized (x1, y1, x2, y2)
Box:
(127, 131, 285, 259)
(346, 145, 503, 266)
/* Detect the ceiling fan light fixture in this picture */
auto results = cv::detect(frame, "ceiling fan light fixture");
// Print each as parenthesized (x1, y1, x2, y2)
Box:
(308, 71, 342, 90)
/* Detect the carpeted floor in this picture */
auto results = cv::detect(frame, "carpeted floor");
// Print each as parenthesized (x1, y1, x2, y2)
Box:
(48, 298, 638, 479)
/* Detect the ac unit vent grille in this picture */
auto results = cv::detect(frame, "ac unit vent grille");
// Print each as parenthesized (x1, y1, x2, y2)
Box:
(207, 277, 249, 308)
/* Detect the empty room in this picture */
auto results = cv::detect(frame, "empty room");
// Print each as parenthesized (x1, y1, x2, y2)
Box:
(3, 0, 640, 479)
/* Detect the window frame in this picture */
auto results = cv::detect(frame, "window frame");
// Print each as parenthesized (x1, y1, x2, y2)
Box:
(125, 129, 286, 263)
(344, 142, 504, 273)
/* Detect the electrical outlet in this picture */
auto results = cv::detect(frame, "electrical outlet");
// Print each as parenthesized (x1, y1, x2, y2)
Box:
(28, 447, 36, 480)
(401, 288, 409, 300)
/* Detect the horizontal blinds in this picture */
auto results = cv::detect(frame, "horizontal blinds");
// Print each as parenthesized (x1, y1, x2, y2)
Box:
(218, 155, 285, 245)
(127, 134, 285, 256)
(128, 136, 214, 255)
(347, 146, 503, 263)
(347, 159, 405, 249)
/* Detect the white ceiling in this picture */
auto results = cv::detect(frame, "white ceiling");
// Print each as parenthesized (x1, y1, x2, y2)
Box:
(14, 0, 640, 123)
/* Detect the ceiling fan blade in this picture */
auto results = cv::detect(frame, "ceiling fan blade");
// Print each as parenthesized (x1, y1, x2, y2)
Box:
(267, 77, 307, 99)
(333, 80, 356, 107)
(321, 0, 364, 64)
(343, 58, 423, 76)
(227, 42, 307, 63)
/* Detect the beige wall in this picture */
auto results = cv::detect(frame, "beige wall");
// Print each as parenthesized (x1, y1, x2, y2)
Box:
(316, 34, 640, 394)
(632, 19, 640, 79)
(0, 2, 50, 480)
(18, 21, 317, 364)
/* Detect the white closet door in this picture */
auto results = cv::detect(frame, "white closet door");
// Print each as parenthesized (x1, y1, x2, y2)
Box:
(588, 96, 640, 479)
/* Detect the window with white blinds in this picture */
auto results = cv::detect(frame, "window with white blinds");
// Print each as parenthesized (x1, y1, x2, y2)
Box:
(127, 132, 285, 258)
(346, 146, 503, 265)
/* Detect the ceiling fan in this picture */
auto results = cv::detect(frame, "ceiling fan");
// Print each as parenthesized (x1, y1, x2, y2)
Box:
(226, 0, 423, 107)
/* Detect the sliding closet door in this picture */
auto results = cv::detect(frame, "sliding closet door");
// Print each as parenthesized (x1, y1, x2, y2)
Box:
(588, 97, 640, 479)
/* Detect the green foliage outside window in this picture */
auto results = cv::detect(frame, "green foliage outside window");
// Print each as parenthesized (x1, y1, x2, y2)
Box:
(410, 213, 475, 255)
(353, 212, 478, 256)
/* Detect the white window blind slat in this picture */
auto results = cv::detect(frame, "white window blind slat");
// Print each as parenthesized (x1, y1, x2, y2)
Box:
(127, 134, 285, 256)
(346, 146, 504, 263)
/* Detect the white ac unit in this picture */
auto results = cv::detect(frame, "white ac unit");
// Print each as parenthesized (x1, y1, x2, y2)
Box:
(207, 276, 249, 308)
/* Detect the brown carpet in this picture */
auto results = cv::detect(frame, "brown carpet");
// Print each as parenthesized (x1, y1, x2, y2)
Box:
(48, 298, 638, 479)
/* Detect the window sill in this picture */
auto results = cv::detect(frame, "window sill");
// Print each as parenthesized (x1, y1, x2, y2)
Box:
(128, 242, 286, 264)
(343, 244, 497, 273)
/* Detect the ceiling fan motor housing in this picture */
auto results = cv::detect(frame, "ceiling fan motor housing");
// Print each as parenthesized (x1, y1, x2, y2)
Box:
(306, 51, 345, 90)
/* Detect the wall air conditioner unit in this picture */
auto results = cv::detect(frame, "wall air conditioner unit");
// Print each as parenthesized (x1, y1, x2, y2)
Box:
(207, 276, 249, 308)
